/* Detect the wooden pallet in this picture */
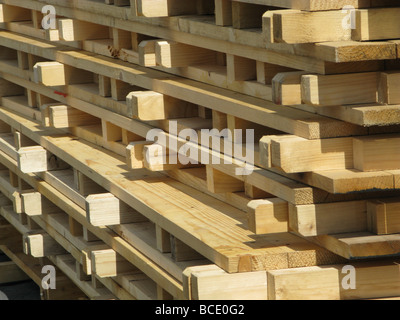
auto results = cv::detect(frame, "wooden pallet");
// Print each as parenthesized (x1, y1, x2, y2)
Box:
(2, 0, 400, 300)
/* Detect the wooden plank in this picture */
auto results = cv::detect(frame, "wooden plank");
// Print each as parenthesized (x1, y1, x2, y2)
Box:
(0, 108, 343, 273)
(86, 193, 147, 226)
(314, 232, 400, 260)
(215, 0, 232, 26)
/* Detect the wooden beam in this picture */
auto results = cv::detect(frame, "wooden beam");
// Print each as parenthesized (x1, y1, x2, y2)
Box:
(126, 141, 152, 169)
(289, 201, 368, 237)
(268, 266, 341, 300)
(58, 19, 110, 41)
(136, 0, 197, 17)
(301, 72, 379, 106)
(86, 193, 147, 226)
(126, 91, 198, 120)
(23, 232, 66, 258)
(21, 192, 60, 216)
(155, 41, 217, 68)
(247, 199, 288, 234)
(215, 0, 232, 26)
(17, 146, 48, 173)
(367, 199, 400, 235)
(34, 62, 93, 87)
(91, 249, 137, 278)
(188, 265, 268, 300)
(48, 105, 101, 129)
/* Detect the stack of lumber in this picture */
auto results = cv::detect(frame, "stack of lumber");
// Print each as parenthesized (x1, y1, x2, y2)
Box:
(1, 0, 400, 300)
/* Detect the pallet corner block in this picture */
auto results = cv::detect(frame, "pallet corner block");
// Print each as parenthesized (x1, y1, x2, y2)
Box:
(17, 146, 48, 173)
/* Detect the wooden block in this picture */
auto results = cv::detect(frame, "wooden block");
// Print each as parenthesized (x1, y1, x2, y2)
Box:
(378, 72, 400, 105)
(110, 78, 140, 101)
(353, 134, 400, 171)
(170, 235, 204, 262)
(289, 201, 368, 237)
(226, 54, 256, 82)
(272, 71, 306, 105)
(267, 266, 341, 300)
(270, 135, 353, 173)
(98, 75, 111, 97)
(247, 199, 289, 234)
(156, 41, 217, 68)
(189, 265, 268, 300)
(138, 39, 158, 67)
(244, 183, 273, 199)
(23, 232, 66, 258)
(126, 91, 198, 120)
(76, 260, 91, 282)
(136, 0, 197, 17)
(353, 8, 400, 41)
(0, 4, 31, 22)
(206, 166, 244, 193)
(212, 110, 227, 131)
(21, 192, 59, 216)
(112, 28, 132, 50)
(155, 225, 171, 253)
(34, 62, 93, 86)
(75, 171, 107, 196)
(301, 73, 379, 106)
(59, 19, 110, 41)
(121, 129, 142, 145)
(102, 120, 122, 143)
(215, 0, 232, 26)
(86, 193, 146, 226)
(69, 216, 83, 237)
(91, 249, 136, 277)
(83, 227, 99, 242)
(49, 105, 100, 128)
(273, 10, 351, 44)
(367, 199, 400, 235)
(126, 141, 152, 169)
(257, 61, 294, 85)
(143, 144, 194, 171)
(17, 51, 29, 70)
(17, 146, 48, 173)
(232, 1, 266, 29)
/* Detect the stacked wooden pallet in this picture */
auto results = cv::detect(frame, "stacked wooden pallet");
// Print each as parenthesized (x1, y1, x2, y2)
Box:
(1, 0, 400, 300)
